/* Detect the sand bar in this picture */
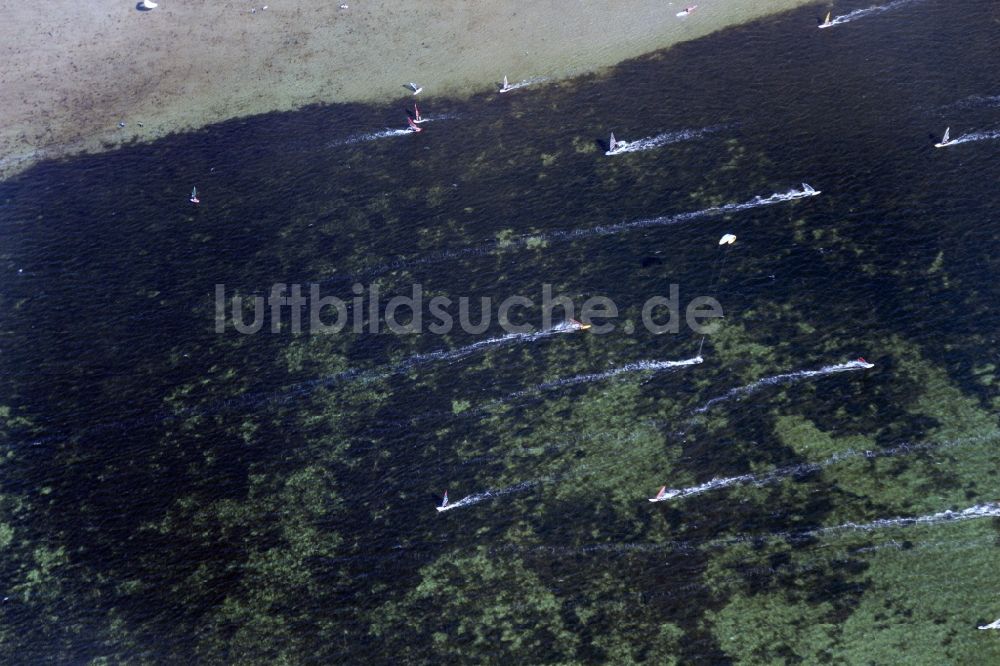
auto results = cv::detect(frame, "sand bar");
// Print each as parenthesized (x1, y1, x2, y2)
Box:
(0, 0, 817, 180)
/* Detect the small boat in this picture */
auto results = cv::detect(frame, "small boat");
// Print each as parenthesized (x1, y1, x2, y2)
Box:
(406, 116, 423, 133)
(436, 490, 449, 512)
(569, 318, 592, 331)
(855, 357, 875, 369)
(499, 75, 512, 93)
(139, 0, 158, 9)
(407, 82, 423, 95)
(412, 103, 427, 124)
(606, 132, 629, 155)
(648, 486, 679, 502)
(676, 5, 697, 17)
(934, 127, 953, 148)
(819, 11, 834, 28)
(719, 233, 737, 245)
(979, 619, 1000, 630)
(189, 187, 199, 204)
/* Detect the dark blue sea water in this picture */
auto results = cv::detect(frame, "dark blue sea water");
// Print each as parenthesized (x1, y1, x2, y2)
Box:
(1, 0, 999, 662)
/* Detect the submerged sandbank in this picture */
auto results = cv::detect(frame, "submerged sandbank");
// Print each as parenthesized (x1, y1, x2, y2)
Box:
(0, 0, 819, 179)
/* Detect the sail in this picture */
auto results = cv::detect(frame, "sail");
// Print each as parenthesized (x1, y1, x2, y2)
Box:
(824, 11, 831, 23)
(191, 187, 197, 198)
(503, 75, 508, 88)
(414, 103, 421, 121)
(942, 127, 950, 143)
(441, 491, 449, 508)
(609, 132, 617, 151)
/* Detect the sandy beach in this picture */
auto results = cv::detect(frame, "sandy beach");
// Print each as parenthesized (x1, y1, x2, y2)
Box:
(0, 0, 817, 179)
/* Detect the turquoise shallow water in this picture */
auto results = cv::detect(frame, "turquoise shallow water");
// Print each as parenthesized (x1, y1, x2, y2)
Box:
(1, 0, 1000, 662)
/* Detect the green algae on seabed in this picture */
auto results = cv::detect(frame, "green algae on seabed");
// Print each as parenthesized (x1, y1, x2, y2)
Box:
(2, 0, 1000, 661)
(705, 522, 1000, 664)
(694, 335, 1000, 662)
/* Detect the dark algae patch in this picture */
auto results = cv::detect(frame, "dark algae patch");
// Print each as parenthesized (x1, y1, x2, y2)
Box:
(2, 0, 1000, 662)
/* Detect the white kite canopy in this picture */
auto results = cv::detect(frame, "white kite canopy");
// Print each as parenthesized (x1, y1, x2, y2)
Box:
(141, 0, 158, 8)
(719, 233, 737, 245)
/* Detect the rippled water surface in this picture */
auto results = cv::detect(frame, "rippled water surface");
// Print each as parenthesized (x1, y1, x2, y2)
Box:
(1, 0, 999, 662)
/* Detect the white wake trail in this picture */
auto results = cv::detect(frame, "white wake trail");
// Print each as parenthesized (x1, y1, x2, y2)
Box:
(400, 321, 585, 369)
(946, 130, 1000, 146)
(606, 126, 725, 155)
(543, 502, 1000, 557)
(330, 128, 414, 147)
(827, 0, 924, 26)
(650, 435, 992, 503)
(269, 323, 587, 406)
(693, 358, 873, 414)
(416, 112, 460, 124)
(438, 359, 703, 513)
(500, 76, 548, 92)
(510, 357, 704, 399)
(436, 480, 541, 513)
(374, 355, 700, 441)
(542, 184, 820, 244)
(332, 185, 820, 283)
(814, 503, 1000, 536)
(650, 473, 759, 502)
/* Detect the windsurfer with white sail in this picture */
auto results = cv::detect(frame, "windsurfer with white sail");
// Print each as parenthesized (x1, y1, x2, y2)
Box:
(413, 104, 426, 124)
(605, 132, 629, 155)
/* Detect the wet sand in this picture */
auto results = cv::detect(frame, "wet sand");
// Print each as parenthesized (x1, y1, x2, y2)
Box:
(0, 0, 818, 179)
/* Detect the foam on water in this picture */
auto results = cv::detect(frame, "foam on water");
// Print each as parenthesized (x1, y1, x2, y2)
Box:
(693, 358, 873, 414)
(509, 356, 703, 399)
(815, 502, 1000, 535)
(251, 321, 588, 404)
(538, 502, 1000, 557)
(398, 321, 585, 368)
(414, 112, 460, 124)
(651, 434, 991, 502)
(826, 0, 924, 27)
(650, 473, 757, 502)
(946, 130, 1000, 146)
(28, 322, 585, 447)
(540, 184, 819, 243)
(500, 76, 548, 92)
(436, 480, 540, 513)
(341, 355, 701, 447)
(605, 126, 725, 155)
(330, 184, 820, 283)
(23, 180, 818, 446)
(330, 128, 415, 147)
(427, 359, 703, 506)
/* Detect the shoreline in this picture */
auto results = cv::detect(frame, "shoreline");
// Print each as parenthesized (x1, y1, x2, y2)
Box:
(1, 0, 819, 181)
